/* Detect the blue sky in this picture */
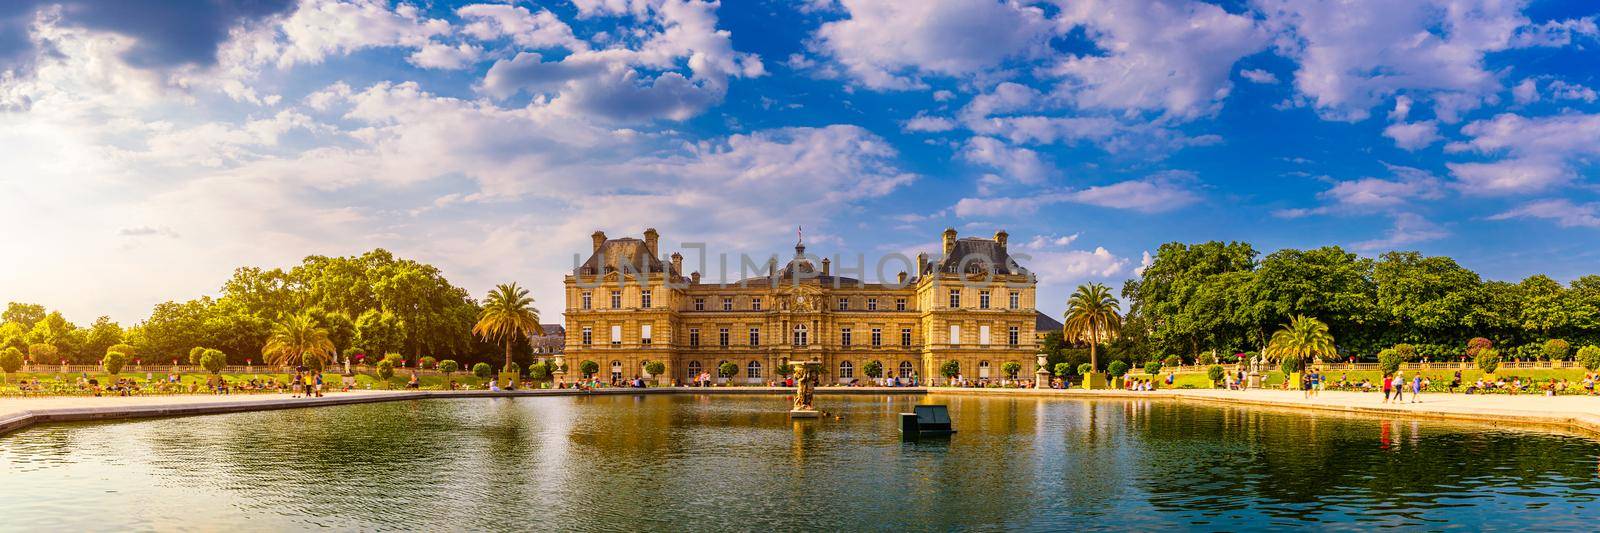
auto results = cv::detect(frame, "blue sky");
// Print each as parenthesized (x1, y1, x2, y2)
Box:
(1, 0, 1598, 324)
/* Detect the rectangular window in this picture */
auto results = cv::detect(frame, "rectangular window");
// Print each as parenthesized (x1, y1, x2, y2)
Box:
(751, 297, 762, 311)
(979, 325, 991, 345)
(979, 290, 990, 309)
(581, 327, 592, 345)
(722, 297, 733, 311)
(581, 292, 591, 309)
(838, 298, 849, 311)
(948, 289, 961, 308)
(718, 328, 729, 347)
(896, 298, 906, 311)
(949, 325, 961, 345)
(641, 324, 652, 345)
(1008, 326, 1019, 346)
(901, 328, 912, 346)
(871, 328, 882, 347)
(610, 325, 622, 345)
(749, 327, 760, 346)
(610, 291, 621, 309)
(794, 326, 808, 346)
(867, 298, 878, 311)
(694, 298, 705, 311)
(1009, 291, 1019, 309)
(840, 363, 854, 379)
(841, 328, 852, 347)
(689, 328, 699, 347)
(641, 290, 652, 308)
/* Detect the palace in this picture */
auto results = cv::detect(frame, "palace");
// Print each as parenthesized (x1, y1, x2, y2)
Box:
(561, 228, 1046, 385)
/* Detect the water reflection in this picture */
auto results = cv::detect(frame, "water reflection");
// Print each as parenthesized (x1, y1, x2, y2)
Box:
(1, 395, 1598, 530)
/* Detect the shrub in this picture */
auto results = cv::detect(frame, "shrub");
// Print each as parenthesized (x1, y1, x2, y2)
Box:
(1207, 364, 1224, 384)
(189, 346, 206, 365)
(504, 362, 521, 377)
(1077, 363, 1094, 376)
(529, 362, 551, 380)
(1054, 362, 1073, 378)
(863, 360, 884, 379)
(438, 359, 459, 374)
(107, 343, 135, 357)
(28, 343, 58, 363)
(382, 353, 403, 366)
(579, 360, 599, 377)
(420, 356, 438, 369)
(1393, 343, 1417, 361)
(301, 351, 325, 372)
(643, 360, 665, 377)
(1476, 347, 1501, 374)
(1543, 339, 1571, 361)
(1001, 361, 1022, 378)
(1106, 360, 1129, 378)
(472, 362, 492, 378)
(1466, 337, 1493, 358)
(0, 347, 23, 377)
(940, 360, 960, 378)
(1279, 356, 1304, 375)
(377, 360, 396, 382)
(1197, 352, 1216, 366)
(718, 361, 738, 379)
(1163, 355, 1181, 368)
(1145, 362, 1162, 375)
(777, 363, 794, 376)
(1576, 345, 1600, 372)
(1378, 348, 1403, 376)
(200, 349, 227, 374)
(103, 351, 129, 375)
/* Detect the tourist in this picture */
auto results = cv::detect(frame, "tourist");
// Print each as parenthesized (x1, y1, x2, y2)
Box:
(1393, 370, 1405, 403)
(1382, 373, 1393, 403)
(1411, 374, 1421, 403)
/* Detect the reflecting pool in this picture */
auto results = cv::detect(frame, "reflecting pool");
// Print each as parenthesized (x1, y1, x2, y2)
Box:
(3, 394, 1599, 531)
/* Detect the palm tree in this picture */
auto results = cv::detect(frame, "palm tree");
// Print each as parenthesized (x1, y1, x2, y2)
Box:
(473, 282, 543, 373)
(263, 312, 338, 368)
(1063, 283, 1122, 384)
(1265, 315, 1336, 369)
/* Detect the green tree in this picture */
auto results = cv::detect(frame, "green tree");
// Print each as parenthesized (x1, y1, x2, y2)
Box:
(1145, 362, 1163, 375)
(1543, 339, 1571, 361)
(301, 352, 325, 373)
(262, 313, 337, 368)
(1576, 345, 1600, 372)
(863, 360, 884, 379)
(1476, 347, 1502, 375)
(377, 360, 396, 384)
(419, 356, 437, 369)
(80, 316, 123, 364)
(438, 359, 459, 374)
(1107, 360, 1129, 378)
(643, 360, 665, 378)
(579, 360, 598, 377)
(1077, 363, 1093, 376)
(1266, 315, 1336, 369)
(472, 362, 492, 378)
(718, 361, 738, 379)
(1064, 283, 1123, 378)
(354, 309, 403, 356)
(1054, 362, 1072, 377)
(940, 360, 960, 379)
(1001, 361, 1022, 379)
(2, 302, 47, 331)
(28, 343, 58, 365)
(1378, 348, 1403, 376)
(1163, 355, 1181, 368)
(472, 283, 543, 374)
(1207, 364, 1225, 385)
(189, 346, 206, 365)
(103, 351, 129, 375)
(0, 347, 25, 381)
(200, 349, 227, 375)
(530, 361, 553, 380)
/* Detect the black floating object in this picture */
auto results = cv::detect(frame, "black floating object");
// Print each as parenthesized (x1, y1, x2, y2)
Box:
(901, 405, 956, 441)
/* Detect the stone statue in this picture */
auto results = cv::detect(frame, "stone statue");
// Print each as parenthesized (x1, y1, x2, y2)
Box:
(789, 359, 821, 417)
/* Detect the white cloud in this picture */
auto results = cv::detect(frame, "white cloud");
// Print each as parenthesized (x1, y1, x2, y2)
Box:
(1275, 164, 1444, 217)
(252, 0, 451, 69)
(1548, 80, 1598, 103)
(408, 41, 483, 70)
(1509, 16, 1599, 47)
(457, 3, 587, 51)
(1240, 68, 1279, 84)
(809, 0, 1054, 90)
(1489, 198, 1600, 228)
(1513, 78, 1539, 104)
(1352, 213, 1449, 251)
(1384, 120, 1440, 151)
(960, 136, 1050, 186)
(952, 170, 1200, 216)
(902, 114, 956, 133)
(1446, 112, 1600, 195)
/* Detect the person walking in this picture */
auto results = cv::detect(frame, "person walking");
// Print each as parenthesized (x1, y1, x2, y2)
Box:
(1393, 370, 1405, 403)
(1411, 373, 1422, 403)
(1382, 373, 1393, 403)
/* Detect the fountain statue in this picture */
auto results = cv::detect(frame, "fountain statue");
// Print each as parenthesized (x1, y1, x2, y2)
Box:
(789, 359, 822, 418)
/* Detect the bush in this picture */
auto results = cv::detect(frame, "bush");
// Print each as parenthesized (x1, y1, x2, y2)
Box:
(103, 351, 129, 375)
(777, 363, 794, 376)
(1476, 347, 1501, 374)
(382, 353, 403, 366)
(28, 343, 58, 363)
(643, 360, 666, 377)
(718, 361, 738, 379)
(1197, 352, 1216, 366)
(1001, 361, 1022, 378)
(1543, 339, 1571, 361)
(301, 352, 325, 372)
(200, 349, 227, 374)
(1077, 362, 1093, 376)
(420, 356, 437, 369)
(107, 343, 135, 358)
(1466, 337, 1493, 358)
(1393, 343, 1417, 361)
(1107, 360, 1129, 377)
(438, 359, 459, 374)
(1054, 362, 1073, 377)
(504, 362, 521, 377)
(377, 360, 396, 382)
(1279, 356, 1304, 375)
(579, 360, 599, 377)
(1378, 348, 1403, 376)
(1144, 362, 1162, 375)
(1576, 345, 1600, 372)
(472, 362, 492, 378)
(1163, 355, 1181, 368)
(189, 346, 206, 365)
(529, 362, 551, 380)
(940, 360, 960, 378)
(863, 360, 884, 379)
(1207, 364, 1224, 384)
(0, 347, 23, 376)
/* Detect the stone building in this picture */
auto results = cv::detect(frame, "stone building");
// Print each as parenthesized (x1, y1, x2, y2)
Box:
(561, 228, 1042, 385)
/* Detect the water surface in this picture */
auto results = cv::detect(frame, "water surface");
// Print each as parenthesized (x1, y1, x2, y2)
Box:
(2, 394, 1598, 531)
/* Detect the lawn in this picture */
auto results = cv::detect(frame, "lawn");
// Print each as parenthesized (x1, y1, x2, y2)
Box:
(0, 370, 503, 396)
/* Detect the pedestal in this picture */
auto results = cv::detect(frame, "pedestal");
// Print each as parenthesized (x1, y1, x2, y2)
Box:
(1247, 371, 1262, 389)
(1035, 368, 1052, 389)
(789, 409, 820, 418)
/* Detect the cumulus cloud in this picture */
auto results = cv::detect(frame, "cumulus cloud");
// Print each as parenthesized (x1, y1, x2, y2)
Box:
(808, 0, 1054, 90)
(1240, 68, 1279, 84)
(953, 170, 1200, 216)
(1445, 112, 1600, 195)
(902, 114, 957, 133)
(1383, 120, 1441, 151)
(1489, 198, 1600, 228)
(408, 41, 482, 70)
(1275, 164, 1445, 218)
(1352, 213, 1450, 251)
(457, 3, 586, 51)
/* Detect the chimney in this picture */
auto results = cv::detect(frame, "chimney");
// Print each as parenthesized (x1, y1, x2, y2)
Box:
(994, 229, 1008, 249)
(897, 271, 907, 284)
(821, 257, 831, 276)
(917, 252, 928, 274)
(670, 252, 683, 274)
(942, 228, 957, 256)
(690, 271, 701, 284)
(591, 231, 607, 253)
(643, 228, 659, 256)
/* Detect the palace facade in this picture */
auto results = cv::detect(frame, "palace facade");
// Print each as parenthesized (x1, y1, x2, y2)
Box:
(561, 228, 1045, 385)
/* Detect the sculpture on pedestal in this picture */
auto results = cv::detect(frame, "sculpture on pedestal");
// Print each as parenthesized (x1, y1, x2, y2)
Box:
(789, 359, 821, 418)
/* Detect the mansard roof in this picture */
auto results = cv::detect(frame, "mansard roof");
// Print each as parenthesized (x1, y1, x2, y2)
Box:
(931, 237, 1027, 276)
(576, 238, 674, 276)
(1035, 311, 1063, 332)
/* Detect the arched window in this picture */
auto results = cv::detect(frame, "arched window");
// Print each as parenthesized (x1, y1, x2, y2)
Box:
(839, 360, 854, 379)
(793, 324, 809, 346)
(747, 360, 762, 379)
(978, 360, 991, 378)
(611, 360, 623, 381)
(899, 361, 914, 378)
(688, 360, 702, 376)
